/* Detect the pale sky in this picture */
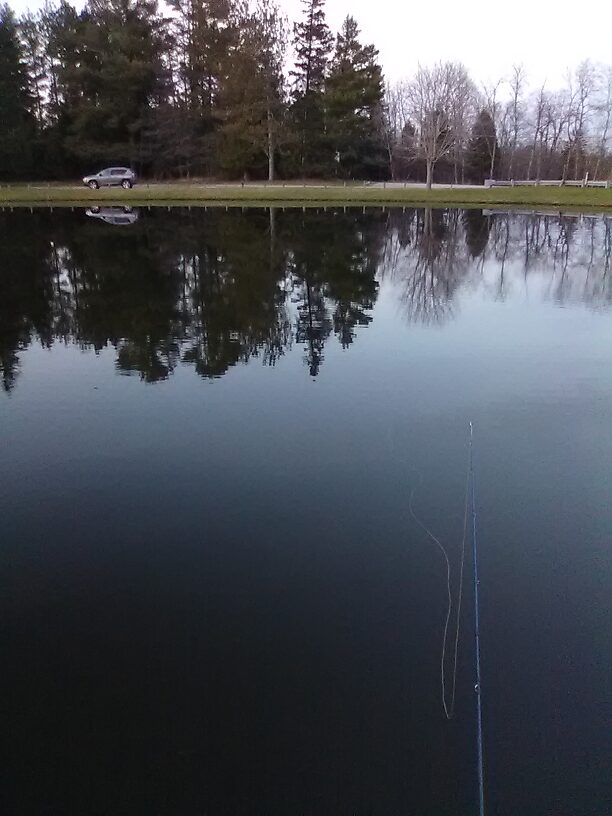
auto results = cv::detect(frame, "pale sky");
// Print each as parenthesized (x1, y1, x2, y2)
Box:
(10, 0, 612, 90)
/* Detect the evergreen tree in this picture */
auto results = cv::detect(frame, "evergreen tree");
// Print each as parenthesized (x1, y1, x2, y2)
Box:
(325, 16, 386, 179)
(18, 11, 47, 128)
(168, 0, 240, 175)
(0, 4, 34, 178)
(217, 0, 287, 179)
(256, 0, 287, 181)
(63, 0, 170, 169)
(169, 0, 237, 114)
(32, 0, 85, 176)
(290, 0, 332, 176)
(466, 109, 499, 183)
(41, 0, 83, 126)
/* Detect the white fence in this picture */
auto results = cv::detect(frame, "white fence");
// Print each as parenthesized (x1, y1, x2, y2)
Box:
(485, 178, 611, 189)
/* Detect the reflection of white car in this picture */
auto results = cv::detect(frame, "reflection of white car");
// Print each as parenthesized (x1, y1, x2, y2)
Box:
(85, 206, 139, 226)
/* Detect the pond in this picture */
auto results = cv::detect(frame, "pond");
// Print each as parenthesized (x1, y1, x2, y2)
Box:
(1, 206, 610, 816)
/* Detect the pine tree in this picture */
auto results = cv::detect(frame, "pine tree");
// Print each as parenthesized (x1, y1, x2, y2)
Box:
(18, 12, 47, 128)
(466, 109, 499, 184)
(60, 0, 170, 169)
(290, 0, 332, 176)
(168, 0, 240, 175)
(169, 0, 238, 114)
(41, 0, 83, 125)
(217, 0, 287, 179)
(256, 0, 287, 181)
(325, 16, 386, 179)
(0, 4, 34, 178)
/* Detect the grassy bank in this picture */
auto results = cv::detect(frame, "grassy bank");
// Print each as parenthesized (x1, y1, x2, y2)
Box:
(1, 181, 612, 210)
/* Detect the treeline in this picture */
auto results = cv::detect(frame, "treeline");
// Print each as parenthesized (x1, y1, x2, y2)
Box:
(1, 0, 611, 184)
(387, 62, 612, 185)
(0, 0, 387, 180)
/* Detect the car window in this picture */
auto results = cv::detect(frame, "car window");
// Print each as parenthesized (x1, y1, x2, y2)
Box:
(111, 169, 126, 175)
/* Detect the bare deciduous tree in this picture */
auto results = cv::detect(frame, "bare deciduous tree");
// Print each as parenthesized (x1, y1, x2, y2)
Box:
(482, 79, 503, 179)
(403, 61, 474, 189)
(561, 60, 596, 180)
(593, 65, 612, 179)
(507, 64, 526, 178)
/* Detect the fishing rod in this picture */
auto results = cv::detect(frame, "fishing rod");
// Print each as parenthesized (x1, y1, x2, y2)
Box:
(407, 424, 486, 815)
(469, 422, 485, 816)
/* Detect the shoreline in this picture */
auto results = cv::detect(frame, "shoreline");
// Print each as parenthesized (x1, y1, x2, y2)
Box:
(1, 182, 612, 211)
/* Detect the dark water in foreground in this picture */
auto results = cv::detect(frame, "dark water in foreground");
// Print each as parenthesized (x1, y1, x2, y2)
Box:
(1, 206, 611, 816)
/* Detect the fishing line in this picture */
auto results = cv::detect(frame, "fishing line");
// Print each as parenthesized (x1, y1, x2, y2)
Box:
(408, 439, 470, 720)
(470, 421, 486, 816)
(407, 424, 486, 814)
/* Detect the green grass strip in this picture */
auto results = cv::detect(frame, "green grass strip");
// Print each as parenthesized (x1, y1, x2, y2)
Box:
(1, 182, 611, 211)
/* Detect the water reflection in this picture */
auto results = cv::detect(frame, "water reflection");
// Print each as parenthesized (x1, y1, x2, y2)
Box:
(485, 211, 612, 305)
(0, 207, 610, 391)
(2, 206, 611, 816)
(381, 208, 472, 324)
(85, 206, 140, 226)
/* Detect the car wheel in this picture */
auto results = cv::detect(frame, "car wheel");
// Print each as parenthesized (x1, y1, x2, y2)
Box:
(88, 180, 99, 190)
(121, 179, 132, 189)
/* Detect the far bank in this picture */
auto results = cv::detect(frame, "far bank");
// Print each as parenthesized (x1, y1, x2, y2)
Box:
(1, 182, 612, 211)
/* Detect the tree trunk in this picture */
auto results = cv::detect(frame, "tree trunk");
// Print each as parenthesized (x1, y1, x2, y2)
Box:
(527, 140, 536, 180)
(562, 147, 571, 182)
(574, 145, 580, 180)
(508, 146, 516, 180)
(593, 155, 602, 180)
(267, 107, 275, 182)
(426, 159, 433, 189)
(387, 143, 395, 180)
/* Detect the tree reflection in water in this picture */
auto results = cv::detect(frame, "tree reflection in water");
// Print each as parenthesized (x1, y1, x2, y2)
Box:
(0, 206, 610, 391)
(380, 208, 472, 324)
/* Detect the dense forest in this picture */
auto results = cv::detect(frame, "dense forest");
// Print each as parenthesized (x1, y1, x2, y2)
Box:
(1, 0, 611, 184)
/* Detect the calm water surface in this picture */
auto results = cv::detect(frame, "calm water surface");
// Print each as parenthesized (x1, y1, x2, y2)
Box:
(1, 207, 611, 815)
